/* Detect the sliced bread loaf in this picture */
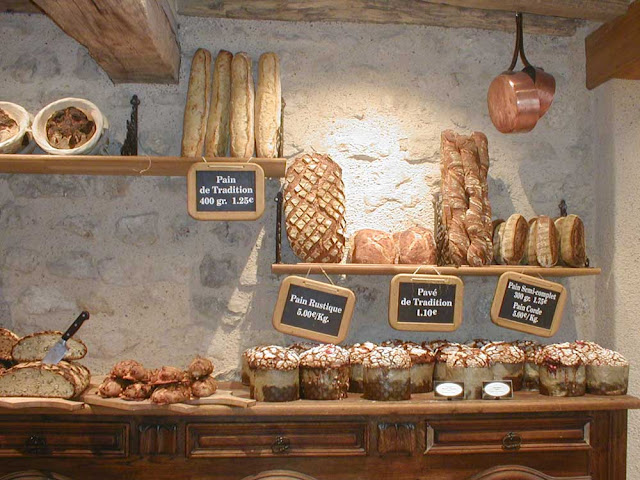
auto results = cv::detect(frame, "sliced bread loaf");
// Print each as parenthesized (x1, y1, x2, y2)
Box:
(0, 361, 90, 399)
(11, 331, 87, 362)
(0, 328, 20, 361)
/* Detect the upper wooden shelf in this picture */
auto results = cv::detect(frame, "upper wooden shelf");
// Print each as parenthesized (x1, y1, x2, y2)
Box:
(0, 155, 286, 178)
(271, 264, 601, 278)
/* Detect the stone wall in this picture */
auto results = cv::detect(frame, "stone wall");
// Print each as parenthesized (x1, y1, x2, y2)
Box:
(0, 13, 597, 379)
(594, 79, 640, 479)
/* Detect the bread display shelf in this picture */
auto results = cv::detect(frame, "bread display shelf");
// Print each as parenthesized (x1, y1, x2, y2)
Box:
(271, 263, 601, 277)
(0, 154, 286, 178)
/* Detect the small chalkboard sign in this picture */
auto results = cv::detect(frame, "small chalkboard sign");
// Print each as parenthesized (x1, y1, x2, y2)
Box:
(490, 272, 566, 337)
(272, 276, 356, 343)
(388, 274, 463, 332)
(187, 162, 265, 221)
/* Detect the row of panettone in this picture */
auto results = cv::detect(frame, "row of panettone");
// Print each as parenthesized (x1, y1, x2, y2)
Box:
(241, 339, 628, 402)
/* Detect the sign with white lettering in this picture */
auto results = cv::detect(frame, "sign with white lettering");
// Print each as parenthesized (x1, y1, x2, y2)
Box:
(388, 274, 463, 332)
(490, 272, 566, 337)
(187, 162, 265, 220)
(272, 276, 355, 343)
(482, 380, 514, 400)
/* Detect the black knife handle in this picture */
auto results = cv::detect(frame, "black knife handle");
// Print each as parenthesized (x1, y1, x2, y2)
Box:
(62, 311, 90, 341)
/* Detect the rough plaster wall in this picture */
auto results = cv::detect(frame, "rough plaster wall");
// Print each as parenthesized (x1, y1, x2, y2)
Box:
(594, 79, 640, 478)
(0, 14, 596, 378)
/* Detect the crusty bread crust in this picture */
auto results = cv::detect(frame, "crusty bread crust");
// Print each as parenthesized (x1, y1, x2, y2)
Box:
(230, 52, 255, 158)
(204, 50, 232, 157)
(255, 52, 281, 158)
(0, 328, 19, 361)
(0, 360, 90, 399)
(181, 48, 212, 157)
(11, 331, 87, 362)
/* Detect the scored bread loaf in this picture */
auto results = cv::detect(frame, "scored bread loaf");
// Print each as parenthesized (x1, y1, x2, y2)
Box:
(501, 214, 528, 265)
(0, 361, 90, 399)
(11, 331, 87, 362)
(204, 50, 232, 157)
(558, 214, 587, 267)
(255, 52, 281, 158)
(554, 217, 566, 265)
(0, 328, 19, 361)
(351, 229, 397, 264)
(394, 226, 437, 264)
(230, 52, 255, 157)
(283, 153, 346, 263)
(525, 217, 539, 266)
(536, 216, 559, 267)
(181, 48, 212, 157)
(492, 220, 505, 265)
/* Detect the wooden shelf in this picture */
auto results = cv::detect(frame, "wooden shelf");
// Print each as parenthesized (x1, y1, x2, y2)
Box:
(0, 155, 286, 178)
(271, 264, 601, 277)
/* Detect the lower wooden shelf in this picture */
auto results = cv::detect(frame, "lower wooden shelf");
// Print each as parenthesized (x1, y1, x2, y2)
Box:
(271, 264, 601, 277)
(0, 155, 286, 178)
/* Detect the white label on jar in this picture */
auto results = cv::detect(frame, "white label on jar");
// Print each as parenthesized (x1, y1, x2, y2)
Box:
(435, 382, 464, 397)
(483, 381, 512, 398)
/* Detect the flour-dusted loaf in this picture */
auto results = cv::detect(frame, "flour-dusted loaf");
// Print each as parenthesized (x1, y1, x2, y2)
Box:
(204, 50, 232, 157)
(536, 215, 559, 267)
(151, 383, 191, 405)
(394, 226, 437, 264)
(191, 375, 218, 398)
(0, 328, 19, 361)
(255, 52, 281, 158)
(501, 214, 528, 265)
(187, 356, 214, 380)
(525, 217, 539, 266)
(181, 48, 212, 157)
(121, 382, 154, 401)
(351, 229, 397, 264)
(558, 214, 587, 267)
(98, 377, 128, 398)
(230, 52, 255, 158)
(283, 153, 346, 263)
(149, 365, 188, 385)
(11, 331, 87, 362)
(0, 361, 90, 399)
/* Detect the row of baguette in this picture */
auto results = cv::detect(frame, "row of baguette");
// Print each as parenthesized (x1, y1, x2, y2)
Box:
(181, 49, 281, 159)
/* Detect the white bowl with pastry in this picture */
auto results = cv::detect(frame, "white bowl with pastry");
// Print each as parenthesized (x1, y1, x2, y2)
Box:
(0, 102, 32, 154)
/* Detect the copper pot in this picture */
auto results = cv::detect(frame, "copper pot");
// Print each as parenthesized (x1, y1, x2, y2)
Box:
(523, 65, 556, 117)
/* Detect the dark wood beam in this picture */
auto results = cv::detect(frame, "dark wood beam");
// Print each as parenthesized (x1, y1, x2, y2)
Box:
(177, 0, 579, 36)
(31, 0, 180, 84)
(586, 1, 640, 89)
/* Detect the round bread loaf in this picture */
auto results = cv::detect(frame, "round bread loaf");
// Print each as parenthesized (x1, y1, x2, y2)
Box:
(351, 229, 397, 264)
(394, 226, 437, 264)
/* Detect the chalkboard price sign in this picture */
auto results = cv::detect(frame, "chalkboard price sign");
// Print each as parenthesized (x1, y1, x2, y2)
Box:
(187, 162, 265, 220)
(490, 272, 567, 337)
(388, 274, 464, 332)
(272, 276, 356, 343)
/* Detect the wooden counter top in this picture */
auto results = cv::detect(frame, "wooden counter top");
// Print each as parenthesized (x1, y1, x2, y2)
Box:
(1, 383, 638, 417)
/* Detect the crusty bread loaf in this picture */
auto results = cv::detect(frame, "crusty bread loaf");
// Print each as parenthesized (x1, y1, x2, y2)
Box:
(11, 331, 87, 362)
(536, 215, 559, 267)
(204, 50, 232, 158)
(230, 52, 255, 157)
(525, 217, 539, 266)
(121, 382, 154, 401)
(492, 220, 505, 265)
(554, 217, 566, 265)
(255, 52, 281, 158)
(501, 214, 528, 265)
(0, 328, 19, 361)
(109, 359, 148, 382)
(181, 48, 212, 157)
(559, 214, 587, 267)
(394, 226, 436, 264)
(149, 366, 188, 385)
(191, 375, 218, 398)
(0, 361, 90, 399)
(151, 383, 191, 405)
(188, 356, 214, 380)
(98, 377, 128, 398)
(351, 229, 397, 264)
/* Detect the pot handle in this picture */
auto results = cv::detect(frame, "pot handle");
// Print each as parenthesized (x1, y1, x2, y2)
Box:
(508, 12, 533, 71)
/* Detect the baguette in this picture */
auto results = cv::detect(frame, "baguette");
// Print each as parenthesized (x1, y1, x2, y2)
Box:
(559, 214, 587, 267)
(255, 52, 282, 158)
(204, 50, 232, 157)
(181, 48, 212, 157)
(0, 328, 19, 361)
(11, 331, 87, 362)
(501, 214, 528, 265)
(536, 215, 559, 267)
(0, 361, 90, 399)
(230, 52, 255, 158)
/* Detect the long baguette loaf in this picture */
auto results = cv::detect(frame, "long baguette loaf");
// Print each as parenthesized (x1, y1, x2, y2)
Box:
(0, 361, 90, 399)
(11, 331, 87, 362)
(204, 50, 232, 158)
(536, 215, 559, 267)
(559, 214, 587, 267)
(181, 48, 212, 157)
(255, 52, 281, 158)
(230, 52, 255, 158)
(0, 328, 19, 361)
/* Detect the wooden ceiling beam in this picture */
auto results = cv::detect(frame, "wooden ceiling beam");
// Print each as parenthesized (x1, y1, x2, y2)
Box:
(586, 1, 640, 89)
(427, 1, 629, 22)
(177, 0, 579, 36)
(30, 0, 180, 84)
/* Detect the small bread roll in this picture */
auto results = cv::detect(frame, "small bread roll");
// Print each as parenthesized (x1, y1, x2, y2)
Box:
(204, 50, 232, 157)
(181, 48, 212, 157)
(151, 384, 191, 405)
(230, 52, 255, 158)
(501, 214, 528, 265)
(255, 52, 282, 158)
(191, 375, 218, 398)
(188, 356, 214, 380)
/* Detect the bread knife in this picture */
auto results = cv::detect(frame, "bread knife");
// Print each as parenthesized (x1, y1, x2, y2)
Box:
(42, 311, 90, 364)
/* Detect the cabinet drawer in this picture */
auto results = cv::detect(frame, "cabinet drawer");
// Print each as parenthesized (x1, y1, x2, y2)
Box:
(187, 422, 367, 458)
(426, 416, 590, 455)
(0, 422, 129, 457)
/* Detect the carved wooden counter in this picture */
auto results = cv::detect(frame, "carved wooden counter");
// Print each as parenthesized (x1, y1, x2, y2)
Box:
(0, 388, 637, 480)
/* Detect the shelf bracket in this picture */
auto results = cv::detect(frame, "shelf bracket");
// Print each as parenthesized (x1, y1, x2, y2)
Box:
(121, 95, 140, 156)
(275, 191, 283, 264)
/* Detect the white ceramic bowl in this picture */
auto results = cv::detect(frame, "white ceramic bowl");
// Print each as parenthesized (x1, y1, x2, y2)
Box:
(0, 102, 32, 154)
